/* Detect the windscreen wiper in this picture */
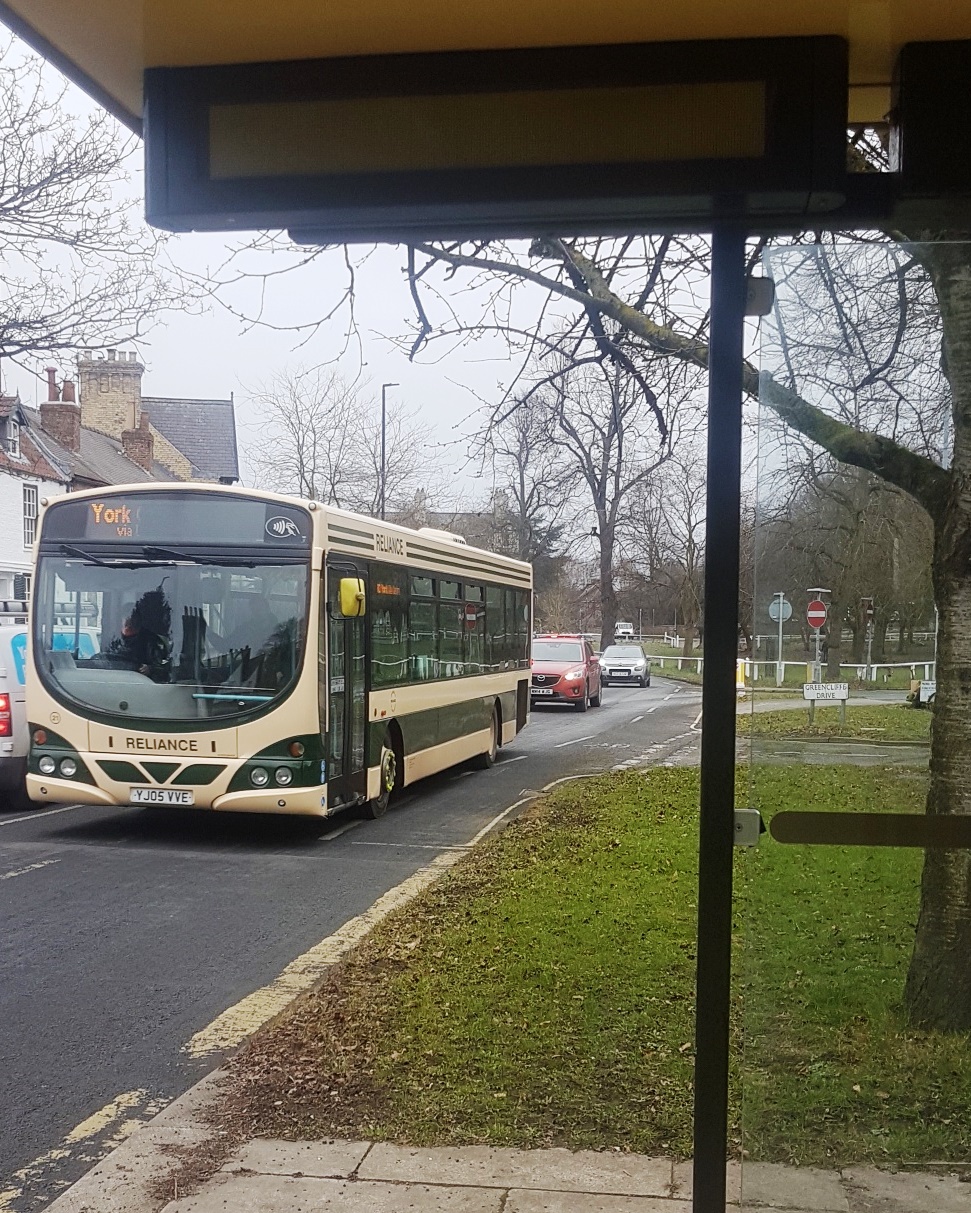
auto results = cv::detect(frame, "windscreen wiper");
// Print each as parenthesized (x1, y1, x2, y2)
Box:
(59, 543, 169, 570)
(143, 545, 198, 562)
(142, 545, 256, 568)
(59, 543, 115, 568)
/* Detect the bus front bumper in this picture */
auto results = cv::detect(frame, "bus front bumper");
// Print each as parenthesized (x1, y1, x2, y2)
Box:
(26, 774, 118, 806)
(26, 772, 330, 815)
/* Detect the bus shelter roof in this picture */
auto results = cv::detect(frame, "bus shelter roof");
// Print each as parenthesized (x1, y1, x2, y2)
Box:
(2, 0, 969, 131)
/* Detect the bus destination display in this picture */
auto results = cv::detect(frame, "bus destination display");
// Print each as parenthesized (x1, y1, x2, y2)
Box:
(41, 493, 311, 548)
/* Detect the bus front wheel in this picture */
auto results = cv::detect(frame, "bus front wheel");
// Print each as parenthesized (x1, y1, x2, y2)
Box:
(364, 731, 398, 819)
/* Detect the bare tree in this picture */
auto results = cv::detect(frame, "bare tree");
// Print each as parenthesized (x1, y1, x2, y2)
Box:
(245, 367, 442, 515)
(486, 399, 570, 586)
(623, 451, 707, 656)
(0, 39, 190, 377)
(522, 357, 696, 648)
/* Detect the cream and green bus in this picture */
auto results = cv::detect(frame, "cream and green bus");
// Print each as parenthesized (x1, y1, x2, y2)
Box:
(25, 484, 532, 817)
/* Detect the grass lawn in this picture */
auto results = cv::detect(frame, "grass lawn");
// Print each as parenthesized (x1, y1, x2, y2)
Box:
(740, 704, 931, 743)
(227, 764, 970, 1168)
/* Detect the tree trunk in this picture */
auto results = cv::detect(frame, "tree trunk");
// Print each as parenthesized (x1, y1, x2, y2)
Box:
(825, 600, 842, 680)
(599, 529, 618, 651)
(903, 520, 971, 1029)
(904, 241, 971, 1032)
(874, 617, 889, 663)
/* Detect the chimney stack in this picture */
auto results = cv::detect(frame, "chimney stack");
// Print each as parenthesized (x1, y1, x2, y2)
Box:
(121, 410, 154, 472)
(40, 368, 81, 453)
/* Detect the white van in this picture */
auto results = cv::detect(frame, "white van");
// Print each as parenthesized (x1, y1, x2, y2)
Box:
(0, 615, 99, 809)
(614, 620, 635, 639)
(0, 615, 30, 808)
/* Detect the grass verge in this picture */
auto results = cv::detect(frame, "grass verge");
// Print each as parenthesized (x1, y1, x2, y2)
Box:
(740, 704, 930, 743)
(226, 763, 970, 1168)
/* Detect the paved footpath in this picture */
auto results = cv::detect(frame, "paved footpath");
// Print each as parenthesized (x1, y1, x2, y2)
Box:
(42, 1074, 969, 1213)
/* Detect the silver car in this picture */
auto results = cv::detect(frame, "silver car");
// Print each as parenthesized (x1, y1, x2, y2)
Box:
(599, 644, 651, 688)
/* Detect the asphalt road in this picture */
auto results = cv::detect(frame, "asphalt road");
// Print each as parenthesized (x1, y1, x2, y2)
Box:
(0, 676, 701, 1211)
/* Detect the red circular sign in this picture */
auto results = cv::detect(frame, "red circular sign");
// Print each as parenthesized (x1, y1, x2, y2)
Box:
(807, 599, 827, 629)
(464, 603, 478, 630)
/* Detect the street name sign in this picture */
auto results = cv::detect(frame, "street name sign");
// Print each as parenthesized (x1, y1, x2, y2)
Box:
(803, 682, 848, 701)
(806, 599, 827, 629)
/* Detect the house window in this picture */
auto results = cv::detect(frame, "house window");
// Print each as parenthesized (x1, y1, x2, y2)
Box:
(6, 419, 19, 458)
(23, 484, 38, 547)
(13, 572, 30, 602)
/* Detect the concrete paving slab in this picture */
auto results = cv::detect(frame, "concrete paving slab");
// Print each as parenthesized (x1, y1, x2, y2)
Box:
(671, 1159, 742, 1201)
(741, 1163, 849, 1211)
(43, 1071, 232, 1213)
(162, 1173, 505, 1211)
(505, 1191, 691, 1211)
(221, 1138, 371, 1178)
(358, 1143, 673, 1195)
(42, 1126, 210, 1213)
(841, 1165, 971, 1212)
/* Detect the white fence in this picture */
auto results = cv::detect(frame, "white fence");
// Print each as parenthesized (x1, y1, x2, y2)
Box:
(645, 654, 937, 682)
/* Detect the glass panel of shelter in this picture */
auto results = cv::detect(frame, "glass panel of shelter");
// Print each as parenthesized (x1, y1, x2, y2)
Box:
(741, 241, 969, 1209)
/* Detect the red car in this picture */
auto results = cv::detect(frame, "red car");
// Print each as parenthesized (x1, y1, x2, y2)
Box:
(530, 634, 603, 711)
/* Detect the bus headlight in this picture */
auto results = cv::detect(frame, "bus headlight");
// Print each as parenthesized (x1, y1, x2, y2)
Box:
(59, 758, 78, 778)
(250, 767, 270, 787)
(38, 755, 56, 775)
(274, 767, 293, 786)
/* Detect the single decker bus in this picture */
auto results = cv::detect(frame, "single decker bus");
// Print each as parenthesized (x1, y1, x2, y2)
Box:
(26, 484, 531, 817)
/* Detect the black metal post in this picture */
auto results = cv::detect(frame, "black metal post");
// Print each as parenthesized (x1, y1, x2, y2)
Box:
(692, 226, 747, 1213)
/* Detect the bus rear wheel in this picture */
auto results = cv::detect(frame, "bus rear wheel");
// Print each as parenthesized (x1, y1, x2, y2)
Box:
(363, 731, 397, 819)
(472, 707, 499, 769)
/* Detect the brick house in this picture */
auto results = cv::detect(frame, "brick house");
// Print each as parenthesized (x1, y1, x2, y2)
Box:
(0, 352, 238, 605)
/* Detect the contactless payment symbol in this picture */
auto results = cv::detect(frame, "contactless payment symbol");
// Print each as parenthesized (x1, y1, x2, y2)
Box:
(265, 515, 301, 539)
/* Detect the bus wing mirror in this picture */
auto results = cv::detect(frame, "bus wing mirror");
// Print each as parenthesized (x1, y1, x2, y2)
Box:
(339, 577, 366, 617)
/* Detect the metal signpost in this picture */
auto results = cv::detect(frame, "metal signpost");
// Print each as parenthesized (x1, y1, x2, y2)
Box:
(803, 680, 849, 724)
(806, 591, 828, 681)
(861, 597, 875, 681)
(768, 593, 793, 686)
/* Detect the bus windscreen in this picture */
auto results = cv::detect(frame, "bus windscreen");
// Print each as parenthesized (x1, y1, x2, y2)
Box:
(34, 556, 308, 723)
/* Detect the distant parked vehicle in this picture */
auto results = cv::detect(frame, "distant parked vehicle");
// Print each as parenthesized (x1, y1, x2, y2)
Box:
(614, 621, 635, 639)
(600, 644, 651, 688)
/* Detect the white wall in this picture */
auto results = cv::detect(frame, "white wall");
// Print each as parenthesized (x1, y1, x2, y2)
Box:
(0, 473, 63, 600)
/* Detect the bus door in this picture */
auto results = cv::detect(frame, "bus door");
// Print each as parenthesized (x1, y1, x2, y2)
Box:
(323, 561, 368, 811)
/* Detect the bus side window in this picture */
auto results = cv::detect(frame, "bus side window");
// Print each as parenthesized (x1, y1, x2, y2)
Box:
(409, 599, 438, 680)
(439, 599, 463, 676)
(515, 590, 530, 666)
(371, 564, 407, 685)
(486, 586, 504, 672)
(503, 589, 517, 667)
(465, 585, 484, 674)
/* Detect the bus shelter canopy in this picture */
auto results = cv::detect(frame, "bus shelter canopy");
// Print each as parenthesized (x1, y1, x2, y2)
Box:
(3, 0, 969, 130)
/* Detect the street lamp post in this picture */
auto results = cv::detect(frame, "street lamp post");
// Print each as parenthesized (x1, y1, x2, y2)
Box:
(380, 382, 398, 521)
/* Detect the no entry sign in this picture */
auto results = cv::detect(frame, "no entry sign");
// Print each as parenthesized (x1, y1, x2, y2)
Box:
(807, 599, 827, 629)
